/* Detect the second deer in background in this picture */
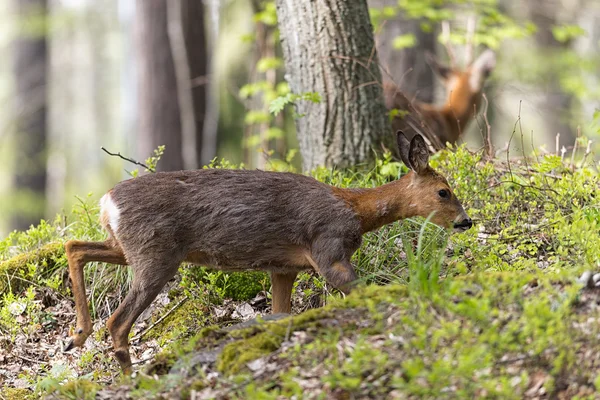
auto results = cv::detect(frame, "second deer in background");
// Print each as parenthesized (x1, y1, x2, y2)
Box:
(384, 20, 496, 151)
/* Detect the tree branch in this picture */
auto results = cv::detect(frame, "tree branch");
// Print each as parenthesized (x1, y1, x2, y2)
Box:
(101, 147, 154, 172)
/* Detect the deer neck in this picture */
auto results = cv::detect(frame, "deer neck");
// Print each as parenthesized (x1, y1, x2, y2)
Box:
(418, 75, 480, 144)
(332, 173, 418, 234)
(442, 74, 481, 141)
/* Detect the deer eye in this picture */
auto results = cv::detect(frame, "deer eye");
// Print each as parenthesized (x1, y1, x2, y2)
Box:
(438, 189, 449, 199)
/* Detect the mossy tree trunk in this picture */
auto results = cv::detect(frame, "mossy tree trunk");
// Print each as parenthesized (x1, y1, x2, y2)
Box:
(276, 0, 393, 170)
(12, 0, 48, 231)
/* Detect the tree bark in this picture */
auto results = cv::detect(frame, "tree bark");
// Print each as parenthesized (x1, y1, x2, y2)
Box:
(526, 0, 575, 147)
(181, 0, 208, 168)
(12, 0, 48, 231)
(276, 0, 393, 170)
(136, 0, 183, 172)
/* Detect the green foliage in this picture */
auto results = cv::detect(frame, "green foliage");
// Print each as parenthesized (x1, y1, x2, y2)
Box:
(392, 33, 417, 49)
(370, 0, 535, 48)
(253, 1, 278, 26)
(2, 144, 599, 398)
(268, 92, 322, 116)
(404, 219, 447, 296)
(181, 265, 268, 302)
(256, 57, 283, 72)
(552, 24, 587, 43)
(388, 108, 409, 122)
(130, 145, 166, 177)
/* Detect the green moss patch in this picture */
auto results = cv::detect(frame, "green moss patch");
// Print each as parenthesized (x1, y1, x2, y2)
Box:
(118, 269, 600, 399)
(0, 242, 65, 294)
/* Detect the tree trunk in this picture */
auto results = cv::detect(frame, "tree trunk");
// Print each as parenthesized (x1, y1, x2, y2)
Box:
(181, 0, 208, 168)
(276, 0, 393, 171)
(12, 0, 48, 231)
(527, 0, 575, 147)
(371, 0, 435, 103)
(136, 0, 183, 172)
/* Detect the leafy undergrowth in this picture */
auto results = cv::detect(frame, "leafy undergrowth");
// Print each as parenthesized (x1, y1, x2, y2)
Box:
(0, 146, 599, 399)
(97, 272, 600, 399)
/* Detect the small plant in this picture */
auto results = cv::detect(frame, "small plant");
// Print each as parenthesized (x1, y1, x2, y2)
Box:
(404, 217, 447, 296)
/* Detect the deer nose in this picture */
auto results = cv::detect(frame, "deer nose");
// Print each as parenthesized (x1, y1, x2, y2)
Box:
(453, 218, 473, 231)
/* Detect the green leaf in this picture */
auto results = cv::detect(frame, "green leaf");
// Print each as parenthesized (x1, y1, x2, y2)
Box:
(239, 81, 271, 98)
(392, 33, 417, 49)
(268, 92, 321, 116)
(388, 108, 409, 121)
(552, 24, 586, 43)
(257, 57, 283, 72)
(244, 110, 271, 125)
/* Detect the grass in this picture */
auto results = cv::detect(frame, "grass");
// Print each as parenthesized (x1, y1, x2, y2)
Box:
(0, 145, 599, 398)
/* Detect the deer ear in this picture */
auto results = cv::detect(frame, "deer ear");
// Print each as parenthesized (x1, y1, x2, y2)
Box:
(396, 131, 413, 170)
(471, 49, 496, 77)
(408, 134, 430, 175)
(425, 51, 452, 80)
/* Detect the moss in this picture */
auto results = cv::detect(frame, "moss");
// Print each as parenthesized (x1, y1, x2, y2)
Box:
(223, 271, 269, 301)
(0, 242, 65, 294)
(145, 299, 209, 341)
(0, 388, 32, 400)
(217, 330, 283, 374)
(216, 307, 331, 374)
(196, 324, 222, 339)
(183, 265, 269, 301)
(47, 379, 100, 400)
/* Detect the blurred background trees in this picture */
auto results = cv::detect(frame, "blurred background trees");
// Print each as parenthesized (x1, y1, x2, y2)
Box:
(11, 0, 48, 231)
(0, 0, 598, 235)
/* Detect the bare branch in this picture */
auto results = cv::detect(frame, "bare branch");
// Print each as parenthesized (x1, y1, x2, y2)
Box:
(481, 94, 494, 160)
(101, 147, 154, 173)
(569, 126, 580, 169)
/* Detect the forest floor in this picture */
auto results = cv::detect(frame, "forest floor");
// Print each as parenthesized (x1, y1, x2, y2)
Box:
(1, 147, 599, 399)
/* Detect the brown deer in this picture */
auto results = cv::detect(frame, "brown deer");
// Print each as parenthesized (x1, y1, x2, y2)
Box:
(63, 132, 472, 373)
(384, 22, 496, 151)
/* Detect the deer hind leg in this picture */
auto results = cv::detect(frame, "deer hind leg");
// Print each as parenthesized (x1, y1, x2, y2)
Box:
(64, 240, 127, 351)
(270, 271, 298, 314)
(106, 258, 181, 374)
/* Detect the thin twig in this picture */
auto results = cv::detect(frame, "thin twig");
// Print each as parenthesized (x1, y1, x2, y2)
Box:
(481, 94, 493, 160)
(131, 297, 188, 342)
(16, 353, 48, 365)
(101, 147, 154, 173)
(132, 356, 157, 366)
(581, 139, 593, 166)
(569, 126, 580, 170)
(495, 142, 509, 157)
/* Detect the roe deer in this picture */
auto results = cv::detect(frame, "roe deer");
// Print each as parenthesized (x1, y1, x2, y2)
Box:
(63, 132, 472, 373)
(384, 23, 496, 151)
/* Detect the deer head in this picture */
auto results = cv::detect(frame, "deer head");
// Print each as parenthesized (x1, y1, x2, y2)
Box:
(396, 131, 472, 230)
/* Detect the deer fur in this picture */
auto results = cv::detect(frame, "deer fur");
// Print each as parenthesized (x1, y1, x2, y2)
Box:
(63, 132, 472, 373)
(385, 49, 496, 151)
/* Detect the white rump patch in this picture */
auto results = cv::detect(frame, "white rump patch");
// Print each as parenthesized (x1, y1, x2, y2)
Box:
(100, 193, 120, 233)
